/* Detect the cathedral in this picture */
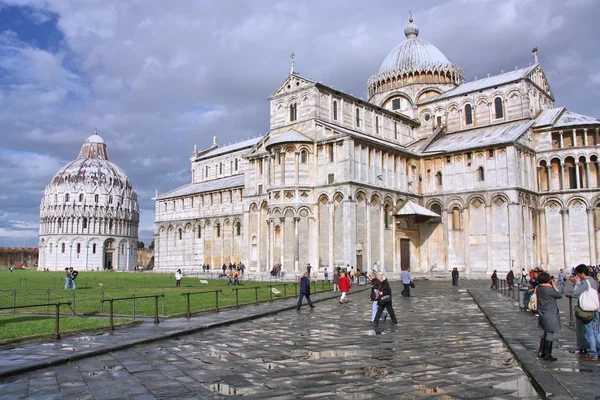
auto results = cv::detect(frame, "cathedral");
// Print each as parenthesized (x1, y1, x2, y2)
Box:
(38, 133, 139, 271)
(154, 16, 600, 277)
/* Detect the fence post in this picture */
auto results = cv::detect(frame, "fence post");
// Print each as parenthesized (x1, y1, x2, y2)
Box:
(109, 299, 114, 331)
(13, 290, 16, 315)
(235, 289, 239, 309)
(72, 293, 76, 316)
(161, 292, 165, 316)
(185, 293, 191, 319)
(254, 287, 259, 305)
(100, 290, 104, 313)
(46, 289, 50, 311)
(215, 290, 220, 312)
(567, 295, 574, 327)
(132, 294, 136, 320)
(154, 295, 160, 324)
(269, 285, 273, 302)
(54, 302, 62, 340)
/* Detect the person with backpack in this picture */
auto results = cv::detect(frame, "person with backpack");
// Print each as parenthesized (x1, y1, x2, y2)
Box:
(573, 264, 600, 361)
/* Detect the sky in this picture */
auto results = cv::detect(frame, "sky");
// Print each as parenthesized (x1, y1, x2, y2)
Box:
(0, 0, 599, 248)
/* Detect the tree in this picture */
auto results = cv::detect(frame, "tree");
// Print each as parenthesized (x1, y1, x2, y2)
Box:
(137, 241, 145, 249)
(148, 239, 155, 250)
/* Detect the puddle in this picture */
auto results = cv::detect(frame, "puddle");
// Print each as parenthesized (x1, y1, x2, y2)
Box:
(306, 350, 363, 360)
(362, 366, 391, 378)
(75, 336, 92, 341)
(102, 366, 123, 371)
(364, 330, 383, 336)
(206, 382, 263, 396)
(554, 368, 595, 373)
(493, 376, 538, 397)
(260, 363, 286, 370)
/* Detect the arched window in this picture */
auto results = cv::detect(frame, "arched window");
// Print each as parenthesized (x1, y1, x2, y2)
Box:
(464, 104, 473, 125)
(333, 100, 338, 120)
(290, 103, 297, 121)
(234, 158, 238, 171)
(216, 224, 221, 238)
(355, 108, 361, 127)
(65, 193, 69, 202)
(384, 204, 390, 229)
(76, 243, 81, 254)
(452, 207, 461, 231)
(300, 150, 307, 164)
(61, 243, 65, 253)
(92, 243, 96, 254)
(79, 193, 84, 202)
(197, 226, 202, 239)
(494, 97, 504, 119)
(109, 220, 113, 232)
(179, 229, 182, 240)
(205, 165, 208, 177)
(375, 116, 379, 134)
(49, 243, 53, 253)
(82, 218, 87, 229)
(436, 171, 443, 187)
(109, 195, 113, 204)
(478, 166, 485, 181)
(236, 222, 241, 236)
(430, 204, 442, 216)
(94, 194, 99, 203)
(54, 194, 58, 204)
(219, 162, 223, 174)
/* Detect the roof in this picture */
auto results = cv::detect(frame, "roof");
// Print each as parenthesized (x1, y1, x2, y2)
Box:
(421, 120, 534, 154)
(396, 201, 440, 218)
(554, 110, 600, 128)
(266, 129, 312, 148)
(316, 120, 406, 152)
(196, 137, 262, 160)
(423, 64, 538, 104)
(533, 107, 565, 127)
(157, 174, 245, 200)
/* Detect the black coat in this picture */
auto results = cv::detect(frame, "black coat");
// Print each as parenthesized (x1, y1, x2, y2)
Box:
(379, 279, 392, 300)
(370, 278, 381, 301)
(299, 276, 311, 295)
(452, 270, 459, 279)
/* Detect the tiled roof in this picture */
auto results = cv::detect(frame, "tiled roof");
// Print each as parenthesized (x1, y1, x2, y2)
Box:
(316, 120, 406, 152)
(196, 137, 262, 160)
(554, 111, 600, 128)
(396, 201, 440, 218)
(533, 108, 565, 127)
(157, 174, 245, 200)
(421, 120, 534, 154)
(422, 64, 538, 104)
(266, 129, 312, 147)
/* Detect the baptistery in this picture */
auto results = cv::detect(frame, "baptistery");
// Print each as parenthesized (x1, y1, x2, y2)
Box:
(38, 132, 139, 271)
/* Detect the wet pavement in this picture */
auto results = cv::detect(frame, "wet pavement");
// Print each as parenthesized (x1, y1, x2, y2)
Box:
(0, 281, 542, 399)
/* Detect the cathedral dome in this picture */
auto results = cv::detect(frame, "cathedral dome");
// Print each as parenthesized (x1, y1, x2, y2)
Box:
(367, 16, 464, 101)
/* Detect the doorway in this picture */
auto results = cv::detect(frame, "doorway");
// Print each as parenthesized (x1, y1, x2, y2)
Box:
(400, 239, 410, 270)
(356, 254, 363, 272)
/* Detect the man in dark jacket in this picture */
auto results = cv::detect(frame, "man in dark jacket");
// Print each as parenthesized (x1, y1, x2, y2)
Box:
(369, 272, 387, 322)
(296, 272, 315, 310)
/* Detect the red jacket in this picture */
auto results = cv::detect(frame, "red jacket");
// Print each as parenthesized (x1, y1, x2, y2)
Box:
(338, 275, 351, 292)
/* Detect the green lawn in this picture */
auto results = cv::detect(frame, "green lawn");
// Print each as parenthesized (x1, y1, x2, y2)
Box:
(0, 270, 332, 318)
(0, 314, 135, 341)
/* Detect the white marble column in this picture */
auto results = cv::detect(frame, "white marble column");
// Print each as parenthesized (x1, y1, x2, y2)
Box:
(266, 219, 271, 272)
(584, 128, 589, 146)
(587, 208, 596, 265)
(366, 201, 372, 271)
(126, 244, 130, 271)
(279, 217, 285, 271)
(328, 202, 334, 269)
(559, 162, 565, 190)
(546, 165, 551, 191)
(294, 217, 300, 272)
(559, 131, 564, 148)
(585, 162, 591, 188)
(295, 152, 299, 184)
(486, 205, 492, 272)
(561, 209, 570, 269)
(380, 204, 385, 272)
(575, 162, 581, 189)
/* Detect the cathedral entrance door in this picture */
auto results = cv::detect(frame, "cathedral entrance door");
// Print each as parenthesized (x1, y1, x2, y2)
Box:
(400, 239, 410, 271)
(103, 239, 115, 270)
(356, 254, 363, 272)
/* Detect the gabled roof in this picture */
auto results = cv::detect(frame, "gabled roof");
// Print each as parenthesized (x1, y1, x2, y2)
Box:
(421, 120, 534, 154)
(421, 64, 538, 104)
(533, 107, 565, 127)
(196, 137, 262, 160)
(157, 174, 245, 200)
(396, 201, 440, 218)
(554, 110, 600, 128)
(266, 129, 312, 148)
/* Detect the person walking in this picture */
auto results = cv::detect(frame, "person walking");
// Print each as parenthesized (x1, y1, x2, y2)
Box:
(573, 264, 600, 361)
(521, 268, 528, 284)
(490, 270, 498, 289)
(175, 269, 183, 287)
(451, 267, 459, 286)
(557, 269, 566, 294)
(332, 269, 340, 292)
(64, 267, 71, 289)
(536, 272, 562, 361)
(400, 267, 413, 297)
(296, 272, 315, 311)
(369, 272, 387, 322)
(323, 267, 329, 283)
(338, 271, 351, 304)
(506, 269, 515, 293)
(373, 274, 398, 325)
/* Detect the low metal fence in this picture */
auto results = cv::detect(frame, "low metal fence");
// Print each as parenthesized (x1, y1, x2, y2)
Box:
(0, 302, 72, 339)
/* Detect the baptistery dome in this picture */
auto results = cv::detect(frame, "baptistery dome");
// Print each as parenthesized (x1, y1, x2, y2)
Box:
(38, 132, 139, 271)
(367, 16, 464, 103)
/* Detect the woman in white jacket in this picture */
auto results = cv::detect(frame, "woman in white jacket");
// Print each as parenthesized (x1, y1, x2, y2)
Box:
(175, 269, 183, 287)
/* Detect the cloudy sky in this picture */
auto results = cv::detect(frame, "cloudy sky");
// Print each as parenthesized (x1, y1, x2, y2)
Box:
(0, 0, 598, 248)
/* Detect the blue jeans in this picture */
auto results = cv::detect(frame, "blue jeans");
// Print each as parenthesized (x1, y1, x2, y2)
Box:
(559, 280, 565, 294)
(371, 300, 387, 322)
(583, 310, 600, 358)
(64, 276, 71, 289)
(296, 293, 313, 309)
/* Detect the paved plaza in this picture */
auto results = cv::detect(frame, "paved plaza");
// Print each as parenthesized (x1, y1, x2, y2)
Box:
(0, 281, 546, 399)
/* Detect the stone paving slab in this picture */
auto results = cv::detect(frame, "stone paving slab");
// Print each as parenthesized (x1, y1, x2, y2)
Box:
(470, 288, 600, 400)
(0, 281, 541, 399)
(0, 289, 347, 380)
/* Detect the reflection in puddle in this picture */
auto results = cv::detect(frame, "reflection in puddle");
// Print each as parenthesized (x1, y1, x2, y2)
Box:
(493, 376, 538, 397)
(306, 350, 368, 360)
(206, 382, 262, 396)
(362, 366, 391, 378)
(417, 385, 444, 394)
(554, 367, 595, 373)
(103, 365, 123, 371)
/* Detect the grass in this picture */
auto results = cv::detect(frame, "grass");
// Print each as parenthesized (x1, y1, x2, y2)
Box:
(0, 270, 332, 318)
(0, 314, 134, 341)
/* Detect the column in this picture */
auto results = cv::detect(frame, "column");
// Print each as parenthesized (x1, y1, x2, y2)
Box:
(596, 162, 600, 188)
(311, 216, 319, 270)
(572, 129, 576, 147)
(559, 131, 564, 148)
(328, 202, 334, 269)
(559, 162, 565, 190)
(442, 209, 449, 271)
(295, 152, 299, 184)
(379, 204, 385, 273)
(587, 208, 597, 265)
(392, 209, 397, 274)
(257, 215, 262, 272)
(546, 165, 551, 191)
(463, 207, 470, 274)
(126, 244, 130, 271)
(366, 201, 372, 271)
(294, 217, 300, 272)
(486, 205, 492, 272)
(584, 128, 588, 146)
(279, 217, 285, 271)
(85, 245, 89, 270)
(584, 161, 591, 188)
(266, 219, 271, 272)
(575, 162, 581, 189)
(561, 209, 570, 269)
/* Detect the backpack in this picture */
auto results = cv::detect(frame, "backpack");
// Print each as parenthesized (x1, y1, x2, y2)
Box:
(579, 280, 600, 312)
(528, 288, 538, 312)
